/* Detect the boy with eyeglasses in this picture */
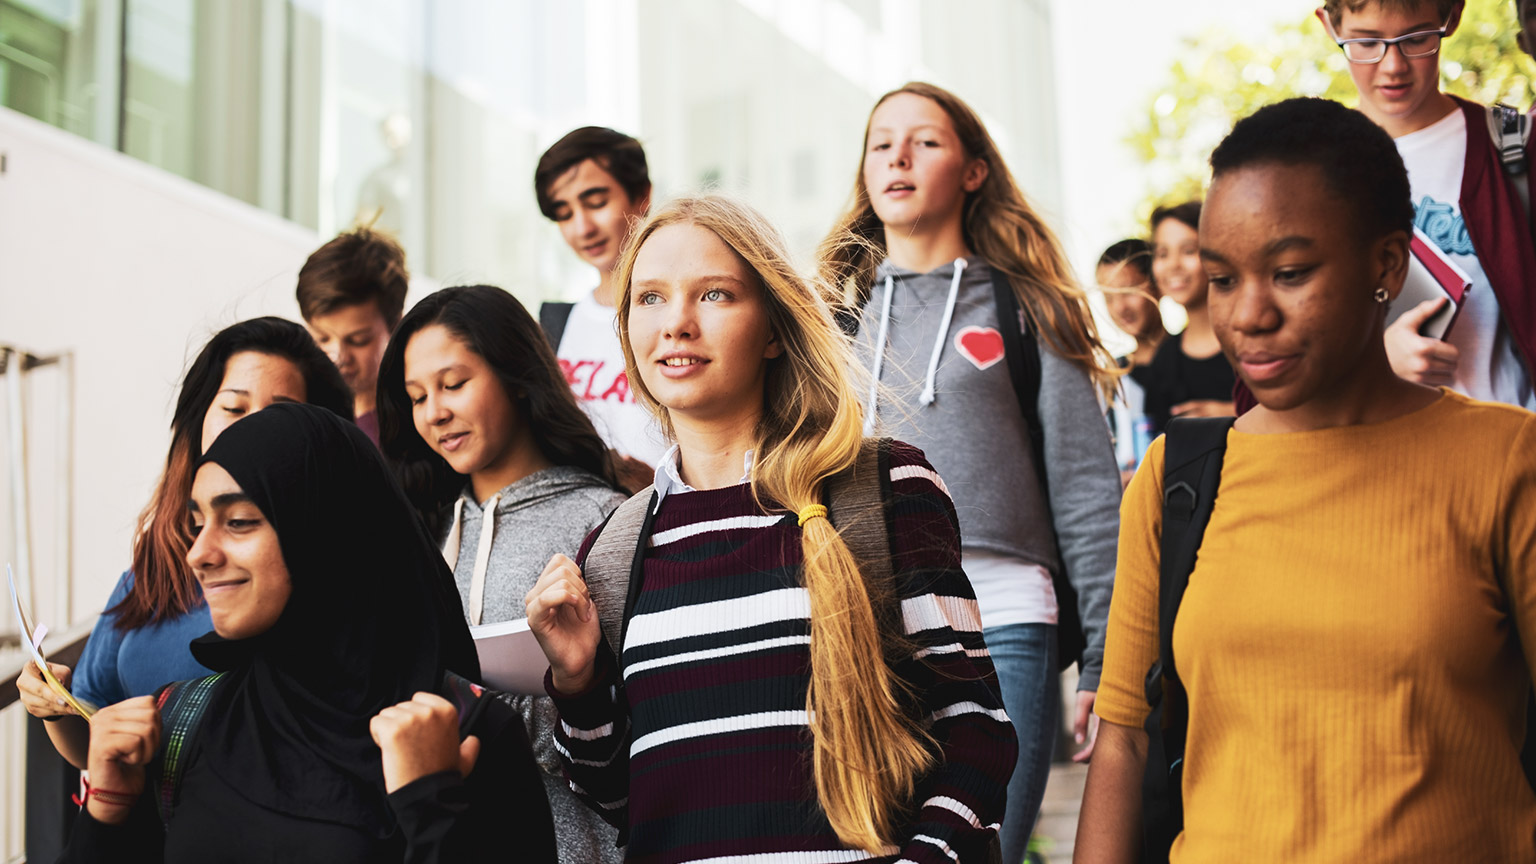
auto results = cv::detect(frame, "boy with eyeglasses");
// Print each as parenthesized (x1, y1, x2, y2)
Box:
(1316, 1, 1536, 410)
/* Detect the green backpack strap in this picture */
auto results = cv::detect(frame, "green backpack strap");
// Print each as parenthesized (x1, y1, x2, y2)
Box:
(151, 672, 227, 828)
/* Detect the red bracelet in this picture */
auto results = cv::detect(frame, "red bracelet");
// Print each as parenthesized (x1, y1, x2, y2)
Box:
(71, 777, 138, 809)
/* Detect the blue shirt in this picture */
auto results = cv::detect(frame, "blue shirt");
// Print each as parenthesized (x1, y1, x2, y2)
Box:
(71, 571, 215, 709)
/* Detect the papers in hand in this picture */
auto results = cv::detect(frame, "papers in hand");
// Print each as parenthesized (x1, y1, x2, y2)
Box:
(470, 618, 550, 696)
(8, 565, 95, 718)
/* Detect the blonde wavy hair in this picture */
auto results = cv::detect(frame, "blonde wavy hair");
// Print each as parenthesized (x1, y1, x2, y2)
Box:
(817, 81, 1120, 398)
(612, 195, 934, 853)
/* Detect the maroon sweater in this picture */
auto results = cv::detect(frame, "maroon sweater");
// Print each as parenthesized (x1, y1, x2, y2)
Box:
(549, 441, 1016, 864)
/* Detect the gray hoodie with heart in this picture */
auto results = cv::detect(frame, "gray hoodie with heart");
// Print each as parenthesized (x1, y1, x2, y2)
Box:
(855, 256, 1120, 690)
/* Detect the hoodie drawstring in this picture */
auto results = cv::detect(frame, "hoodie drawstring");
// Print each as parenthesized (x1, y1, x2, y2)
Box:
(863, 273, 896, 436)
(440, 493, 502, 625)
(918, 258, 968, 406)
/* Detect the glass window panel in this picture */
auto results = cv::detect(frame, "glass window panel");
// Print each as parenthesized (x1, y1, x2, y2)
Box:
(0, 0, 115, 144)
(121, 0, 285, 209)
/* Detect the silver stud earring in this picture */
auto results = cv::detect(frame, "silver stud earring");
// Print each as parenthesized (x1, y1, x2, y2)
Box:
(1373, 286, 1389, 303)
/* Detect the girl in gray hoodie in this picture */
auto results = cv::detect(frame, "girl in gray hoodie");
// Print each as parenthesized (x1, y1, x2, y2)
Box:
(378, 285, 627, 864)
(819, 82, 1124, 864)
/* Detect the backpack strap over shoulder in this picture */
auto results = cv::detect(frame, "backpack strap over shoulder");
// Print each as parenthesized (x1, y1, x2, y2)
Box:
(152, 672, 228, 827)
(582, 486, 659, 668)
(991, 268, 1087, 672)
(825, 438, 892, 587)
(537, 301, 576, 352)
(826, 438, 901, 642)
(1489, 103, 1531, 176)
(1140, 416, 1233, 864)
(1488, 103, 1532, 230)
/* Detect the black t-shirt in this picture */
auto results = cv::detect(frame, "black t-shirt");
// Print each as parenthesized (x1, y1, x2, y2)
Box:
(1140, 333, 1237, 435)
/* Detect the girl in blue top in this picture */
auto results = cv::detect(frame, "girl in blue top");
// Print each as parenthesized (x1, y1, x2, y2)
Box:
(15, 317, 351, 768)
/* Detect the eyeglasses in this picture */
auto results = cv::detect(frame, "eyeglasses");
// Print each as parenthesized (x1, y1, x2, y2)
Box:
(1319, 11, 1448, 64)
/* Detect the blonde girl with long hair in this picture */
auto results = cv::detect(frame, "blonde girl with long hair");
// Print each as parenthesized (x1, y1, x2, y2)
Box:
(525, 195, 1016, 863)
(819, 82, 1124, 863)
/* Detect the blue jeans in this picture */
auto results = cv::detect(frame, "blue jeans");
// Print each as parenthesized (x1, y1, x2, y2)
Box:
(984, 622, 1059, 864)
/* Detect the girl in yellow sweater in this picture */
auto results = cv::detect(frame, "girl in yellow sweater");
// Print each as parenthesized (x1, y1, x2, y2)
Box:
(1077, 97, 1536, 862)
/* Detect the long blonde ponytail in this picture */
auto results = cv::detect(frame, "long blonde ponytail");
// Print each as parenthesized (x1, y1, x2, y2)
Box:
(612, 195, 935, 852)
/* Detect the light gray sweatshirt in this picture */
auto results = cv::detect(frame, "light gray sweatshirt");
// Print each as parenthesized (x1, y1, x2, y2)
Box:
(443, 465, 627, 864)
(856, 257, 1121, 690)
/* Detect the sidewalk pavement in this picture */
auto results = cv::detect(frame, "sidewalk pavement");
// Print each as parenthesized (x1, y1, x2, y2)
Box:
(1030, 760, 1088, 863)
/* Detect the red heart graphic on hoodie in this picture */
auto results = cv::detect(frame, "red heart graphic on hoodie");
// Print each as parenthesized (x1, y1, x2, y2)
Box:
(954, 326, 1005, 371)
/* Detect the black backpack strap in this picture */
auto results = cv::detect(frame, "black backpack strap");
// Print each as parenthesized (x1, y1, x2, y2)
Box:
(1140, 416, 1233, 863)
(537, 301, 576, 352)
(991, 268, 1085, 672)
(151, 672, 228, 827)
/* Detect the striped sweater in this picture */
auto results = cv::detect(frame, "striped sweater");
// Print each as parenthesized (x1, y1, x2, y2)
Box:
(549, 441, 1017, 864)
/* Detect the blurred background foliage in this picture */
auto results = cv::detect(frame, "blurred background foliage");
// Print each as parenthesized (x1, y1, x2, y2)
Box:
(1128, 3, 1536, 227)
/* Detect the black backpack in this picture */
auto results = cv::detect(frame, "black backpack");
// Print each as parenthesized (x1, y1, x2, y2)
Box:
(538, 301, 575, 351)
(1141, 416, 1536, 864)
(842, 268, 1087, 673)
(1139, 416, 1231, 864)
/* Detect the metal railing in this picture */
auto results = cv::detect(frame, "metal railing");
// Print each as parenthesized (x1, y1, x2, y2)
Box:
(1, 343, 77, 862)
(1, 345, 74, 647)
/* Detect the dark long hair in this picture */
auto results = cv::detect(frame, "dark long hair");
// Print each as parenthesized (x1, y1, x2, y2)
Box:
(116, 317, 352, 631)
(377, 285, 618, 538)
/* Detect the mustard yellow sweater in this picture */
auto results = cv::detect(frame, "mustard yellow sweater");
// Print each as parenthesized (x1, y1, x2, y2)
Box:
(1096, 391, 1536, 863)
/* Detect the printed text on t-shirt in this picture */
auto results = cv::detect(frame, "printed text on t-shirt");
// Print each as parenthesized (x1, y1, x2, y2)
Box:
(560, 359, 635, 403)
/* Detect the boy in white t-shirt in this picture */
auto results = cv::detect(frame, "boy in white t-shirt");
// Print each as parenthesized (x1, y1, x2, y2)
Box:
(535, 127, 667, 491)
(1318, 0, 1536, 409)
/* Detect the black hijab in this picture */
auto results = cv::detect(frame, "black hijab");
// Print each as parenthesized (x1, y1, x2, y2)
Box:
(191, 402, 479, 833)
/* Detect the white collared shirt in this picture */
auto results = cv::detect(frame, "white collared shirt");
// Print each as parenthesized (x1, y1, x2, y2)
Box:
(652, 444, 754, 511)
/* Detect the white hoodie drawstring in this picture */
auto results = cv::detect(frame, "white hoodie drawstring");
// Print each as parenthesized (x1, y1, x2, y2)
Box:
(440, 493, 502, 625)
(918, 258, 968, 406)
(863, 274, 897, 436)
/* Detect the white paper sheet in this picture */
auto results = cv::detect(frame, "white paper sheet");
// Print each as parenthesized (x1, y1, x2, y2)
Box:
(470, 618, 551, 696)
(8, 565, 95, 717)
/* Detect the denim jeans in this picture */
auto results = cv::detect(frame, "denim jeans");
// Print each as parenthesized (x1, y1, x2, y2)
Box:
(984, 622, 1059, 864)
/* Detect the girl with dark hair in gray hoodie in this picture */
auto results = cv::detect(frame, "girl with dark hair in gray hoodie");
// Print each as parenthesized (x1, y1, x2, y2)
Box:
(378, 284, 628, 864)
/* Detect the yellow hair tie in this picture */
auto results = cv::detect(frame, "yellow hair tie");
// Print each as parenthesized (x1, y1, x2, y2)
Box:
(797, 504, 829, 527)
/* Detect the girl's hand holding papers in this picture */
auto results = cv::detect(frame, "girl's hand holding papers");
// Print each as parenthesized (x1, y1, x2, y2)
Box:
(17, 660, 77, 719)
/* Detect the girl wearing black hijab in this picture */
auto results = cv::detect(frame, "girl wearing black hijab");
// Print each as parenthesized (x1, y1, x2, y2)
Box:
(60, 403, 556, 863)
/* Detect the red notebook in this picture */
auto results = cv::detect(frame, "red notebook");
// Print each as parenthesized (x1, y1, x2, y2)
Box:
(1385, 227, 1473, 340)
